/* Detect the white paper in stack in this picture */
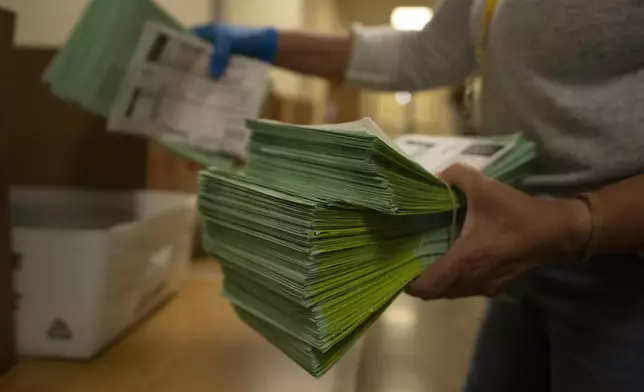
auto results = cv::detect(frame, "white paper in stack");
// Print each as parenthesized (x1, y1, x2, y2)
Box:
(109, 21, 270, 159)
(396, 134, 516, 173)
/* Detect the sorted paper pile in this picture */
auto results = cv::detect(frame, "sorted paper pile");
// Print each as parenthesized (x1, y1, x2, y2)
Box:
(245, 118, 535, 214)
(199, 170, 451, 376)
(198, 118, 537, 377)
(244, 118, 456, 215)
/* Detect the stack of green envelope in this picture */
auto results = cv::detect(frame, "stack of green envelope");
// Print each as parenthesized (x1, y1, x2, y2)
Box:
(42, 0, 238, 169)
(198, 119, 537, 377)
(245, 118, 536, 215)
(199, 170, 452, 377)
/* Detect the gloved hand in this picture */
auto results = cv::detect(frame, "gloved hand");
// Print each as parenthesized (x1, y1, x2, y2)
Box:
(192, 24, 279, 79)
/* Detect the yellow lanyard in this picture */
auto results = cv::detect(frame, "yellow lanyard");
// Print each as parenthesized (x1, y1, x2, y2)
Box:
(476, 0, 499, 63)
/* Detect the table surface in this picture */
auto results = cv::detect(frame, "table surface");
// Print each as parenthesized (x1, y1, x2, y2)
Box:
(0, 260, 484, 392)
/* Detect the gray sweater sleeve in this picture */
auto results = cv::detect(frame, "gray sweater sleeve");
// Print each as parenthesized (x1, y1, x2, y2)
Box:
(344, 0, 476, 91)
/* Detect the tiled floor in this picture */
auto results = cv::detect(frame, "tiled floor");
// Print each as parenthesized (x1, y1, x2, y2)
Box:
(355, 295, 485, 392)
(0, 261, 485, 392)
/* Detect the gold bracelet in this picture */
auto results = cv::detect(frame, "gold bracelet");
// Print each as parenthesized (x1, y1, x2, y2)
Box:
(577, 193, 602, 261)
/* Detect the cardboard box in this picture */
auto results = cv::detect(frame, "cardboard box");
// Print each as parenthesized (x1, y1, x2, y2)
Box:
(11, 188, 196, 359)
(0, 7, 15, 373)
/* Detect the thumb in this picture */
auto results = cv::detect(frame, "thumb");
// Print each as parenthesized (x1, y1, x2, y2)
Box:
(406, 244, 465, 300)
(438, 163, 482, 198)
(210, 34, 232, 79)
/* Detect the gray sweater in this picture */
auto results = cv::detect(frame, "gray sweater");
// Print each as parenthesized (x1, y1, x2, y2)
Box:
(345, 0, 644, 197)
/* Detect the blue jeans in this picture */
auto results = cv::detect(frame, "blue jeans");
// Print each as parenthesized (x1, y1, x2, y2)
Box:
(464, 255, 644, 392)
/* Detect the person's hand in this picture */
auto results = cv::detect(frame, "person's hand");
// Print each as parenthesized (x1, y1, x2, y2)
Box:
(407, 164, 591, 300)
(192, 24, 278, 78)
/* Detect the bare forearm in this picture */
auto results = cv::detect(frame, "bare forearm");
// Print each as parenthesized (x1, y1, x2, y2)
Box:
(274, 31, 353, 83)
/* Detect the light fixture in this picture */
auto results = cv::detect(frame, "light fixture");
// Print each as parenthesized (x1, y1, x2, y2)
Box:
(390, 7, 433, 134)
(395, 91, 412, 106)
(390, 6, 434, 31)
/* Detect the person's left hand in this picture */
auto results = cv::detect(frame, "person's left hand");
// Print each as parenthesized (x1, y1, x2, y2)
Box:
(407, 164, 591, 300)
(192, 24, 278, 78)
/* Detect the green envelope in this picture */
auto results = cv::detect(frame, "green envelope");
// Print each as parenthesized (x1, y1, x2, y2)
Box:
(42, 0, 237, 170)
(43, 0, 183, 117)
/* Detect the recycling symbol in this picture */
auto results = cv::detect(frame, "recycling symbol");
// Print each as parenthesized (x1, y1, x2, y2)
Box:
(47, 318, 73, 341)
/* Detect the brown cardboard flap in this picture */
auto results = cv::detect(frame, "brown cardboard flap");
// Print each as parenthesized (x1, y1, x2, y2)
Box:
(11, 49, 147, 190)
(0, 7, 16, 373)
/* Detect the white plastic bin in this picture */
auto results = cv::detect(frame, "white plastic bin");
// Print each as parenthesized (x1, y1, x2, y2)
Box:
(11, 187, 196, 359)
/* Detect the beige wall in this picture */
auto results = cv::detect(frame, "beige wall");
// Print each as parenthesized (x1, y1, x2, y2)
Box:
(156, 0, 211, 26)
(336, 0, 440, 26)
(297, 0, 456, 134)
(225, 0, 307, 98)
(0, 0, 211, 46)
(336, 0, 455, 135)
(226, 0, 303, 28)
(301, 0, 344, 122)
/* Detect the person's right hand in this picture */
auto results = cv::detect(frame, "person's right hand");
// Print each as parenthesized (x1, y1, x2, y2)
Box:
(192, 24, 278, 79)
(406, 164, 590, 300)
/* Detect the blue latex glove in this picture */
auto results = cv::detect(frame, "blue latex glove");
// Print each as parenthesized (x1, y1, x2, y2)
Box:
(192, 24, 278, 79)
